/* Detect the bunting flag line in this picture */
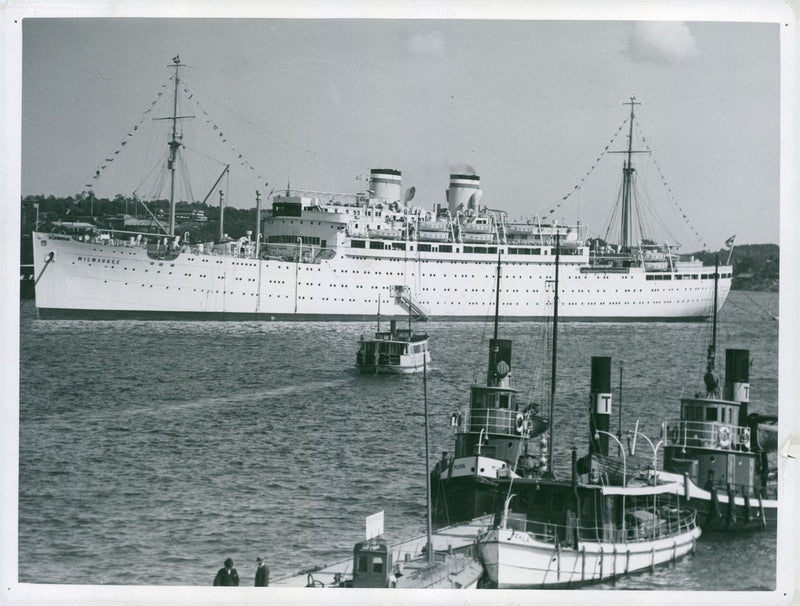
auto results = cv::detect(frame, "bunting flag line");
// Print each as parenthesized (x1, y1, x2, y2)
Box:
(635, 121, 707, 250)
(541, 118, 628, 216)
(75, 77, 173, 197)
(181, 82, 271, 188)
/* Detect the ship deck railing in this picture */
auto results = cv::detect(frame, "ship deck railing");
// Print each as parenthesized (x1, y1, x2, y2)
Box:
(664, 420, 752, 452)
(60, 230, 269, 260)
(505, 507, 697, 547)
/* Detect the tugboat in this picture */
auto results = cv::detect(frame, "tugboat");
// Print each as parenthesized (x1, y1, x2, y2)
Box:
(657, 262, 778, 530)
(476, 356, 702, 588)
(430, 252, 548, 526)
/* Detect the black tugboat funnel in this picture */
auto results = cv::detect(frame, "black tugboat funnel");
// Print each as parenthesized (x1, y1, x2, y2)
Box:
(724, 349, 750, 420)
(487, 339, 512, 387)
(589, 356, 612, 456)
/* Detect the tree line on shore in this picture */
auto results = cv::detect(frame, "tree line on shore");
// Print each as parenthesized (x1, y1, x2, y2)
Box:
(19, 195, 779, 291)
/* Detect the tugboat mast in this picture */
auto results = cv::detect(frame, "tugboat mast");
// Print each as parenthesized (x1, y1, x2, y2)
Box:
(493, 250, 502, 341)
(547, 231, 561, 476)
(704, 256, 721, 396)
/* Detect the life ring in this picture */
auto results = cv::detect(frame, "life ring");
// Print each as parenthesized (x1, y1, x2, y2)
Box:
(718, 425, 731, 448)
(670, 426, 680, 443)
(515, 413, 525, 433)
(741, 427, 751, 449)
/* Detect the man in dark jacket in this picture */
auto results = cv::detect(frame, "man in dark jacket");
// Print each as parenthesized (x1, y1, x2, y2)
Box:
(255, 556, 270, 586)
(213, 558, 239, 586)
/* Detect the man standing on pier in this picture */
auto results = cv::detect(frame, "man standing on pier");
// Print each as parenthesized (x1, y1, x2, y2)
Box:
(213, 558, 239, 586)
(255, 556, 270, 587)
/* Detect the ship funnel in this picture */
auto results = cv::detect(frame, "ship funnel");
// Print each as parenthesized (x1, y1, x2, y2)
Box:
(724, 349, 750, 420)
(446, 173, 481, 214)
(487, 339, 512, 388)
(369, 169, 403, 205)
(589, 356, 612, 456)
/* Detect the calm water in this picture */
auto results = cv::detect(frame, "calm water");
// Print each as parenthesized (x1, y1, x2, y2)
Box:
(18, 291, 779, 589)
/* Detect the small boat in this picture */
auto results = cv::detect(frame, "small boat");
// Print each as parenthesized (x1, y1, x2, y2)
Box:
(356, 318, 431, 374)
(417, 220, 449, 232)
(417, 230, 450, 242)
(367, 228, 404, 240)
(461, 232, 494, 244)
(657, 261, 778, 530)
(345, 529, 483, 588)
(273, 516, 492, 588)
(753, 415, 778, 452)
(309, 358, 483, 590)
(460, 219, 493, 233)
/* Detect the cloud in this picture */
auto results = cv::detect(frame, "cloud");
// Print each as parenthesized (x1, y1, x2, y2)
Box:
(407, 31, 445, 56)
(625, 22, 698, 65)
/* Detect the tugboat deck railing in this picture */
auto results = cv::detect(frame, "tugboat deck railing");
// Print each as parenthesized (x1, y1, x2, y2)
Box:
(459, 407, 533, 438)
(663, 420, 751, 452)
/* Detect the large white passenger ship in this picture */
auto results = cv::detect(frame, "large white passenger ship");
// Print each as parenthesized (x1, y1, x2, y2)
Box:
(31, 60, 731, 321)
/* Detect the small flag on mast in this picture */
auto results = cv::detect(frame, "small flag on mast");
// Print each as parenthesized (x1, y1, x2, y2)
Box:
(725, 235, 736, 248)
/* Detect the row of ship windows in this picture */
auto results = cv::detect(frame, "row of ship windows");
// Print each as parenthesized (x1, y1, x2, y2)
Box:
(80, 263, 719, 295)
(72, 263, 723, 295)
(103, 280, 260, 296)
(80, 254, 722, 282)
(349, 241, 585, 255)
(269, 220, 341, 227)
(645, 272, 732, 281)
(98, 280, 712, 306)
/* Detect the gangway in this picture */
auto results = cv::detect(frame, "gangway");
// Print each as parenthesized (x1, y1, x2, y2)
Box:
(392, 285, 429, 321)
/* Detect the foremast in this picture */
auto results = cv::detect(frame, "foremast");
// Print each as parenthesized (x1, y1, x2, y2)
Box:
(155, 55, 191, 237)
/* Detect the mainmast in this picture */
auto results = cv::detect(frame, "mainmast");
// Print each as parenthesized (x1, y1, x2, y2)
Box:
(167, 56, 184, 237)
(620, 95, 640, 249)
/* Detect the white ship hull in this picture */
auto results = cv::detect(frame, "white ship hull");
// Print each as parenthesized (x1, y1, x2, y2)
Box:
(32, 232, 732, 321)
(479, 525, 701, 588)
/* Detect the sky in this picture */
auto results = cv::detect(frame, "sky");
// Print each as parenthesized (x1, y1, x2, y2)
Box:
(18, 17, 782, 248)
